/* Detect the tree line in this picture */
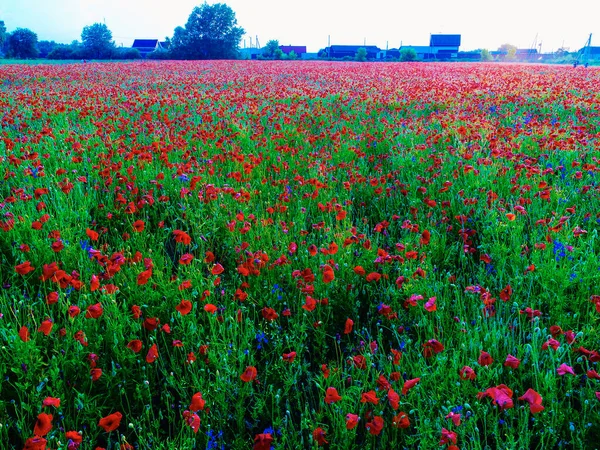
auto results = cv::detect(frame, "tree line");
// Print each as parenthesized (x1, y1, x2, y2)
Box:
(0, 3, 245, 60)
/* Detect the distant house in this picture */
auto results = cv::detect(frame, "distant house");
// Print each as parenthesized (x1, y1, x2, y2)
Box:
(399, 46, 435, 60)
(578, 46, 600, 58)
(516, 48, 539, 61)
(240, 47, 262, 60)
(429, 34, 461, 60)
(131, 39, 166, 58)
(279, 45, 307, 57)
(326, 45, 382, 60)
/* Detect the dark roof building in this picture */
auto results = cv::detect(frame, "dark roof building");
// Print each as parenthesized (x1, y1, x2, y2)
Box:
(578, 46, 600, 55)
(132, 39, 163, 57)
(279, 45, 307, 56)
(326, 45, 382, 59)
(430, 34, 461, 47)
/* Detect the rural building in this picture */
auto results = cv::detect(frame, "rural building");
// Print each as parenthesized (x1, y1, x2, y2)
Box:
(323, 45, 383, 60)
(399, 45, 435, 60)
(516, 48, 539, 61)
(240, 47, 262, 59)
(131, 39, 166, 58)
(429, 34, 461, 59)
(578, 46, 600, 59)
(279, 45, 307, 58)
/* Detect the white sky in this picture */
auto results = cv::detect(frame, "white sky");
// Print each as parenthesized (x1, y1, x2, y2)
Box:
(1, 0, 598, 53)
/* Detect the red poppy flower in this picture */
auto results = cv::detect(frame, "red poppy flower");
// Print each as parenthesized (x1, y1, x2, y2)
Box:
(478, 350, 493, 366)
(440, 428, 457, 445)
(182, 410, 200, 433)
(312, 427, 328, 446)
(173, 230, 191, 245)
(422, 339, 444, 357)
(518, 388, 544, 414)
(189, 392, 205, 411)
(127, 340, 142, 353)
(211, 263, 224, 275)
(321, 265, 334, 283)
(175, 299, 192, 315)
(262, 306, 278, 320)
(365, 415, 384, 435)
(504, 354, 521, 369)
(86, 228, 99, 241)
(98, 412, 122, 432)
(204, 303, 218, 314)
(19, 326, 30, 342)
(23, 436, 47, 450)
(146, 344, 158, 363)
(402, 378, 420, 395)
(33, 413, 53, 436)
(15, 261, 35, 275)
(46, 291, 59, 304)
(42, 397, 60, 408)
(240, 366, 257, 382)
(392, 411, 410, 429)
(91, 368, 102, 381)
(477, 384, 514, 410)
(360, 390, 379, 405)
(499, 284, 512, 301)
(253, 433, 273, 450)
(446, 411, 461, 426)
(388, 388, 400, 410)
(302, 296, 317, 312)
(179, 253, 194, 265)
(353, 266, 365, 276)
(37, 320, 53, 336)
(351, 355, 367, 369)
(557, 363, 575, 376)
(324, 387, 342, 404)
(424, 296, 437, 312)
(65, 430, 82, 444)
(132, 220, 145, 232)
(346, 413, 359, 430)
(85, 303, 103, 319)
(343, 318, 354, 334)
(365, 272, 381, 283)
(283, 351, 297, 363)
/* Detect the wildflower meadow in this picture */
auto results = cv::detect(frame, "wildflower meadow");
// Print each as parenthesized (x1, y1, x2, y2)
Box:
(1, 61, 599, 449)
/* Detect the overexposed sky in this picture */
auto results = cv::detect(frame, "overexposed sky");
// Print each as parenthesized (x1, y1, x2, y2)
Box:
(1, 0, 598, 53)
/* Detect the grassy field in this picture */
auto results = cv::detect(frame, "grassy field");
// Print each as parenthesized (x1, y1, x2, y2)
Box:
(1, 60, 599, 449)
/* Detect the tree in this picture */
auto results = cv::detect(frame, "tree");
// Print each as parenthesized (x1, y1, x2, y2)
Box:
(170, 3, 244, 59)
(400, 48, 417, 62)
(37, 40, 57, 58)
(355, 47, 367, 62)
(480, 49, 492, 62)
(81, 23, 115, 59)
(263, 39, 279, 58)
(0, 21, 6, 49)
(498, 43, 517, 61)
(287, 50, 297, 60)
(7, 28, 39, 58)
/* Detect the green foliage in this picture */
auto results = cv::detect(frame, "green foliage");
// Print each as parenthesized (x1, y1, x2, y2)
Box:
(287, 50, 298, 60)
(6, 28, 39, 58)
(480, 49, 493, 61)
(0, 20, 6, 49)
(499, 43, 517, 61)
(169, 2, 245, 60)
(81, 23, 115, 59)
(400, 48, 417, 62)
(355, 47, 367, 62)
(37, 40, 57, 58)
(263, 39, 279, 58)
(47, 44, 74, 60)
(113, 47, 142, 60)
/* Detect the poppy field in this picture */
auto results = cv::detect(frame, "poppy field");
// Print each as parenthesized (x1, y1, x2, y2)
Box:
(1, 60, 600, 449)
